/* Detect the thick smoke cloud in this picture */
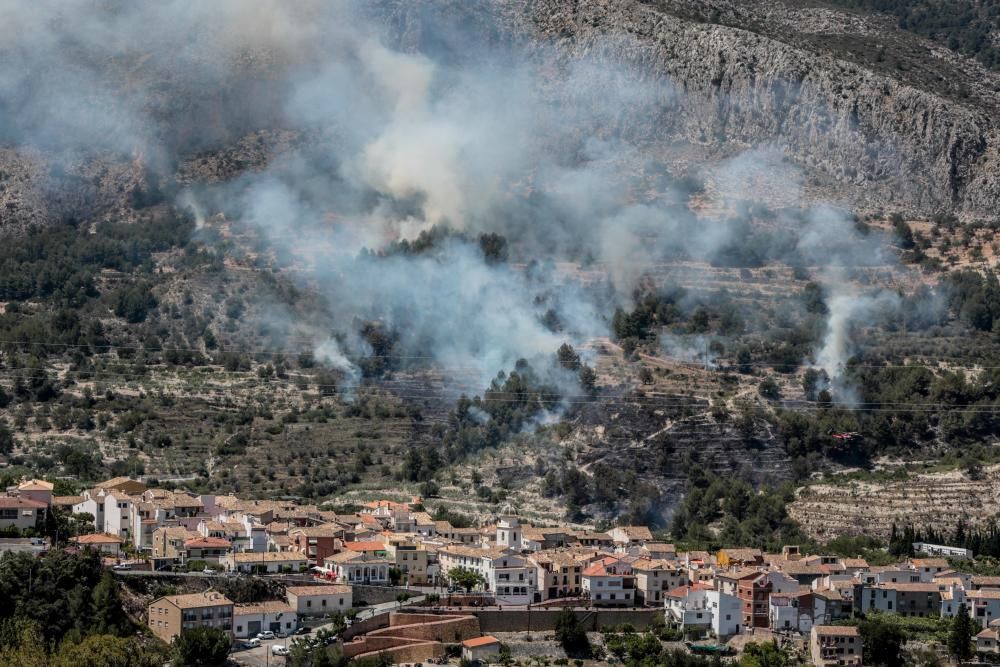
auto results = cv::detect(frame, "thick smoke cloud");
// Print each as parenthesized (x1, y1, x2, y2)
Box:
(0, 0, 930, 396)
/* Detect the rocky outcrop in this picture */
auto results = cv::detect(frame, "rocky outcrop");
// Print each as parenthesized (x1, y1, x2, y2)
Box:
(516, 0, 1000, 217)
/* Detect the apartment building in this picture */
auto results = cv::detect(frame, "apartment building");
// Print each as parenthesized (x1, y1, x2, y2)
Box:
(0, 497, 46, 531)
(633, 558, 688, 606)
(582, 556, 635, 607)
(810, 625, 862, 667)
(531, 551, 583, 600)
(147, 591, 233, 643)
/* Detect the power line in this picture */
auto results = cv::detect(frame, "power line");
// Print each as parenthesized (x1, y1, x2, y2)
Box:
(1, 338, 999, 373)
(3, 372, 1000, 416)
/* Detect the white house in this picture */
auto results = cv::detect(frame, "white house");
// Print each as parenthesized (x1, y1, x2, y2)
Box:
(665, 584, 740, 637)
(707, 589, 742, 638)
(438, 545, 537, 604)
(582, 556, 635, 607)
(223, 551, 307, 574)
(103, 491, 134, 538)
(233, 601, 297, 638)
(967, 590, 1000, 628)
(286, 585, 353, 616)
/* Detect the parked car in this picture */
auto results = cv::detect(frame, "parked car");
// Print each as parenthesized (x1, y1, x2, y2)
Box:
(244, 638, 261, 648)
(203, 567, 215, 574)
(294, 627, 312, 635)
(257, 631, 276, 640)
(271, 645, 290, 656)
(111, 563, 131, 571)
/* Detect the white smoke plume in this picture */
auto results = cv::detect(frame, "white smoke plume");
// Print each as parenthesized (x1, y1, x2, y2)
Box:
(0, 0, 937, 398)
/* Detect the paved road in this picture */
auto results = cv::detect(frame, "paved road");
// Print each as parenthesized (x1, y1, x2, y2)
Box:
(231, 598, 425, 666)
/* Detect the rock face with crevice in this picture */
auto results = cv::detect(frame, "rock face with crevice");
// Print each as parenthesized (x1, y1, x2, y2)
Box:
(370, 0, 1000, 217)
(517, 0, 1000, 217)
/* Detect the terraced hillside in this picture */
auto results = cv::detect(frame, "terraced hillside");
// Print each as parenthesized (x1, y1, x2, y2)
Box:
(791, 464, 1000, 540)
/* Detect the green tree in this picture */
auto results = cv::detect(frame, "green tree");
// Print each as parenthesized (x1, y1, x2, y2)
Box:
(557, 343, 581, 371)
(578, 366, 597, 394)
(948, 603, 974, 660)
(554, 608, 591, 659)
(758, 376, 781, 401)
(0, 424, 14, 455)
(90, 571, 128, 636)
(741, 641, 788, 667)
(173, 627, 231, 667)
(859, 615, 905, 667)
(448, 567, 486, 592)
(55, 635, 167, 667)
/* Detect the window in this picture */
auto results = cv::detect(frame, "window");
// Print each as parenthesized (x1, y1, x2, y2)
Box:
(322, 599, 327, 607)
(307, 600, 312, 608)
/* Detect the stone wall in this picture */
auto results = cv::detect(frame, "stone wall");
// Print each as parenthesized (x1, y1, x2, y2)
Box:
(353, 584, 405, 606)
(381, 612, 480, 642)
(349, 640, 444, 663)
(474, 608, 662, 633)
(343, 613, 390, 641)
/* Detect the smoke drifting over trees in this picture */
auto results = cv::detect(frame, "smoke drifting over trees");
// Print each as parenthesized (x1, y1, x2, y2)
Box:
(0, 0, 939, 395)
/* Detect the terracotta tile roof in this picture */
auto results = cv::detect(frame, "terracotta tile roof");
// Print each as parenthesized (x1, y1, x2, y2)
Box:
(227, 551, 307, 563)
(326, 550, 391, 564)
(968, 590, 1000, 600)
(73, 533, 123, 544)
(156, 592, 232, 609)
(234, 601, 294, 615)
(185, 537, 231, 549)
(53, 495, 84, 506)
(290, 525, 343, 538)
(95, 476, 144, 490)
(17, 479, 54, 492)
(344, 541, 386, 552)
(879, 583, 943, 593)
(462, 636, 500, 648)
(666, 583, 709, 598)
(718, 567, 764, 581)
(0, 497, 47, 509)
(613, 526, 653, 541)
(363, 500, 410, 511)
(814, 625, 860, 637)
(972, 576, 1000, 587)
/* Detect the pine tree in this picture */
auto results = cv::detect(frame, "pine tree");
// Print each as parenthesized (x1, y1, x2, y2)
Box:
(949, 604, 974, 660)
(90, 571, 127, 636)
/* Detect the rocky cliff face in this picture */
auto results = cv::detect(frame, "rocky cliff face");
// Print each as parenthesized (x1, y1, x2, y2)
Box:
(3, 0, 999, 233)
(508, 0, 1000, 217)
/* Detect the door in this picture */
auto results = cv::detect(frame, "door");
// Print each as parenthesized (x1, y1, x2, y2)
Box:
(247, 620, 261, 636)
